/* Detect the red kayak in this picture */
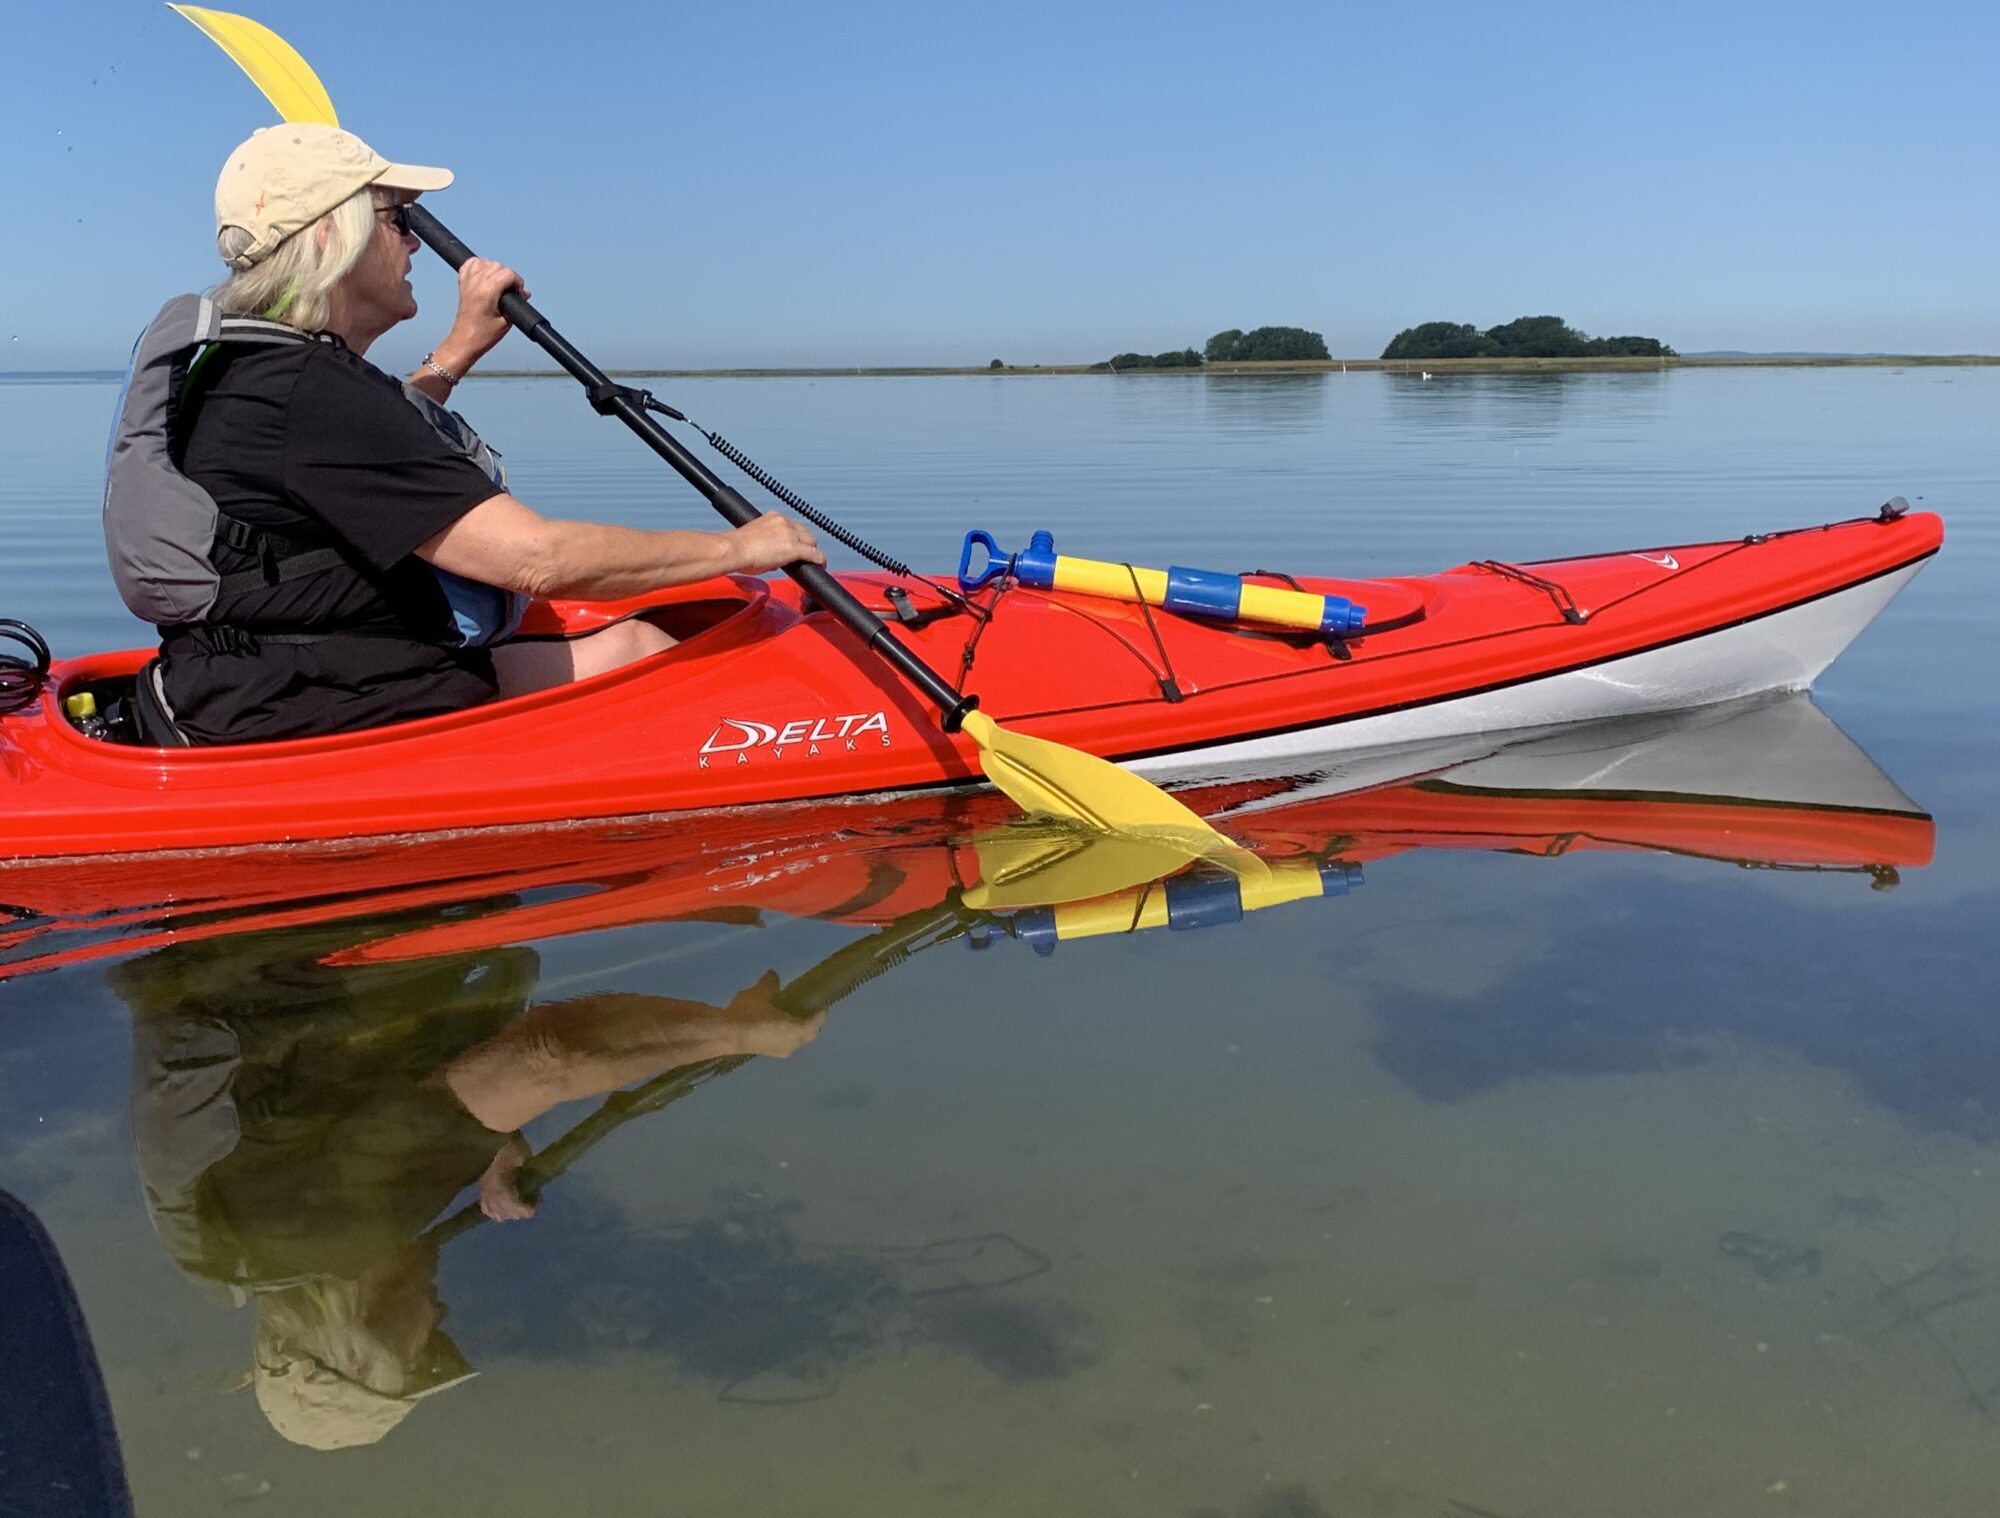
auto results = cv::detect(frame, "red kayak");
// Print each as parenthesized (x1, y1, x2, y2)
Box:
(0, 695, 1931, 985)
(0, 505, 1940, 861)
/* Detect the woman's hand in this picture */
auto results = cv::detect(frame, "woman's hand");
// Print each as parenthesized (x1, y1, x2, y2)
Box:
(435, 257, 529, 374)
(728, 514, 824, 574)
(477, 1134, 539, 1222)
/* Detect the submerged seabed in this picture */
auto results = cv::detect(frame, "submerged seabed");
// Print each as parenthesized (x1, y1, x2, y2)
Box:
(2, 367, 1998, 1516)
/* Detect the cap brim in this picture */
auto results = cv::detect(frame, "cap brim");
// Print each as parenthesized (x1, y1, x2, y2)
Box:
(374, 160, 454, 194)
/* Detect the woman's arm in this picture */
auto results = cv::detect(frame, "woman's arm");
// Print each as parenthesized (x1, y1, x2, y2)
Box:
(415, 493, 822, 600)
(400, 256, 824, 596)
(442, 973, 821, 1136)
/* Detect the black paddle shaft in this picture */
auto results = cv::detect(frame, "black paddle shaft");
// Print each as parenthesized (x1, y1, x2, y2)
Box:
(406, 205, 974, 729)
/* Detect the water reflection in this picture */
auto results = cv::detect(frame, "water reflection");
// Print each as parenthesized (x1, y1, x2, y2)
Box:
(1198, 373, 1330, 436)
(1, 695, 1942, 1467)
(1378, 369, 1672, 448)
(1382, 370, 1574, 442)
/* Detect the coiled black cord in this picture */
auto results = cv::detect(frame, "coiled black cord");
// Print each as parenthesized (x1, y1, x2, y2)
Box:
(701, 427, 914, 577)
(634, 393, 975, 613)
(0, 619, 51, 715)
(697, 426, 979, 614)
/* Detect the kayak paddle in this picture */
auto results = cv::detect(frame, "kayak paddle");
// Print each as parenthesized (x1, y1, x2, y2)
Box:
(167, 4, 1243, 857)
(400, 207, 1253, 854)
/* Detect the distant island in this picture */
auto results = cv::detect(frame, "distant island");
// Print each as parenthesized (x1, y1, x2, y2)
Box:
(1089, 318, 1673, 371)
(1382, 314, 1673, 360)
(1094, 325, 1330, 370)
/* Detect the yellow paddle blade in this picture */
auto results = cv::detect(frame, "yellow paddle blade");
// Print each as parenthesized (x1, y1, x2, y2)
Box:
(962, 823, 1204, 912)
(957, 708, 1255, 870)
(169, 5, 339, 124)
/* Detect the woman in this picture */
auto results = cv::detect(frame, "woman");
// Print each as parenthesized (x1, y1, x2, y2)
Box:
(148, 122, 820, 745)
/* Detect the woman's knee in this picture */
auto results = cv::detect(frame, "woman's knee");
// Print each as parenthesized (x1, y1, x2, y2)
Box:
(588, 618, 675, 670)
(492, 617, 675, 698)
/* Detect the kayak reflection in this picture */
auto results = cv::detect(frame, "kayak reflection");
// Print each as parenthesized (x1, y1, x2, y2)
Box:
(113, 922, 817, 1451)
(0, 694, 1933, 985)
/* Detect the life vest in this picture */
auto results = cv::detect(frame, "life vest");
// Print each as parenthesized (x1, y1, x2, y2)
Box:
(103, 293, 527, 647)
(396, 384, 529, 647)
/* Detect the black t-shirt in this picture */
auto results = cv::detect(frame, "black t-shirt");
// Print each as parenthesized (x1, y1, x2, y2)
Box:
(166, 337, 506, 744)
(113, 912, 536, 1289)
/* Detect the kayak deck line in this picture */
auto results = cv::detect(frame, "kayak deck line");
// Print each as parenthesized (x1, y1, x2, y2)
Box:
(1100, 544, 1939, 758)
(968, 528, 1936, 732)
(0, 509, 1943, 862)
(1123, 558, 1930, 782)
(991, 539, 1938, 725)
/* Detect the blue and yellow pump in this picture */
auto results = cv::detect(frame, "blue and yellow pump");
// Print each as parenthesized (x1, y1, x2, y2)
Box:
(969, 857, 1363, 953)
(960, 530, 1368, 636)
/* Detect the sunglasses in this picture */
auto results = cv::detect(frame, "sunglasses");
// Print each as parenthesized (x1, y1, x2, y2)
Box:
(375, 201, 414, 235)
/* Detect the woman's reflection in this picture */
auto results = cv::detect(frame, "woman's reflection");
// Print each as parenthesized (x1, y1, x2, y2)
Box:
(111, 911, 818, 1450)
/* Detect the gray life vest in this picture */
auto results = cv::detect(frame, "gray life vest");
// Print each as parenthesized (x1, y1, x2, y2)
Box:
(103, 293, 527, 646)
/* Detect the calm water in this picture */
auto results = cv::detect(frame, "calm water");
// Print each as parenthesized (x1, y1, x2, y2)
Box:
(2, 367, 1997, 1516)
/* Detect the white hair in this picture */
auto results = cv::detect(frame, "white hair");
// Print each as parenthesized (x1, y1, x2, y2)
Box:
(212, 187, 381, 332)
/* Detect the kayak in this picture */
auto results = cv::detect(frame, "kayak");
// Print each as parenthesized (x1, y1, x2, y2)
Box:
(0, 504, 1940, 861)
(0, 694, 1932, 984)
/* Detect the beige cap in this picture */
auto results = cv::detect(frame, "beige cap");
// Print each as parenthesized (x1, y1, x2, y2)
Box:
(215, 122, 452, 270)
(253, 1325, 476, 1451)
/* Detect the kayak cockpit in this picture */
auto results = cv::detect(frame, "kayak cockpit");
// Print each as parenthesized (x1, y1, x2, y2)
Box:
(45, 575, 776, 751)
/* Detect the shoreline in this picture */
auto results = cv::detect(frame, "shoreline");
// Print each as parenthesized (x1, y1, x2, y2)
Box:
(8, 355, 1995, 385)
(473, 354, 2000, 380)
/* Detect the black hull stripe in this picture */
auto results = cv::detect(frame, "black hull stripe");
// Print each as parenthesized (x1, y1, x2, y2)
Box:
(1417, 779, 1930, 822)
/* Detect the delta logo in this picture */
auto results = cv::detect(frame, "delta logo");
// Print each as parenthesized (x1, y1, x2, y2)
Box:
(698, 711, 892, 767)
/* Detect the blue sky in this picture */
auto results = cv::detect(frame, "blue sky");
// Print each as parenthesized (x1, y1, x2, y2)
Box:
(3, 0, 1994, 369)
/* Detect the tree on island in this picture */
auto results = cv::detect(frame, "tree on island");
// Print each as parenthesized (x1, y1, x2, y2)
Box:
(1382, 315, 1674, 361)
(1204, 326, 1330, 362)
(1094, 324, 1332, 370)
(1101, 347, 1203, 370)
(1379, 321, 1489, 359)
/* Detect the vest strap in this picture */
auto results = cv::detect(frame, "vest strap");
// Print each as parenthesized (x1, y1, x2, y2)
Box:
(161, 623, 442, 656)
(208, 512, 348, 597)
(213, 545, 349, 599)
